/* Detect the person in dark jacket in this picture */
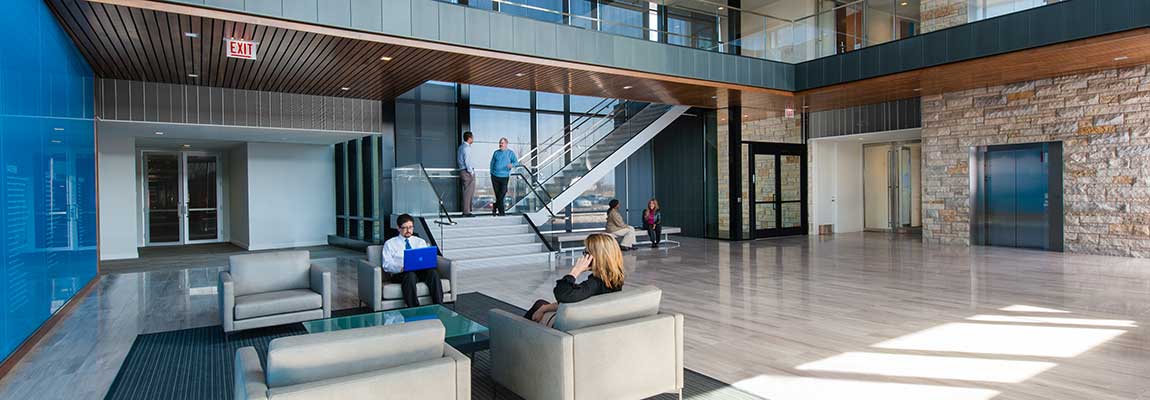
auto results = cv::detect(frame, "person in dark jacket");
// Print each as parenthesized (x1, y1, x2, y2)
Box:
(524, 233, 625, 325)
(642, 198, 662, 248)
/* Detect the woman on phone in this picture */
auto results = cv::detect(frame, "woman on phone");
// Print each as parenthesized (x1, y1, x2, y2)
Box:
(524, 233, 625, 326)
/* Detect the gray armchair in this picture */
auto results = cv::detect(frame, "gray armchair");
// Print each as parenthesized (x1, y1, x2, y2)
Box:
(488, 286, 684, 400)
(219, 251, 332, 333)
(235, 319, 471, 400)
(357, 245, 456, 311)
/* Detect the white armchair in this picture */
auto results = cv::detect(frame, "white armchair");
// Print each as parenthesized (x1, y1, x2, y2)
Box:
(219, 251, 331, 333)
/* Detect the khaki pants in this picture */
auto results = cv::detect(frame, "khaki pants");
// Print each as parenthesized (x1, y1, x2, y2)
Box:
(611, 227, 637, 248)
(460, 170, 475, 214)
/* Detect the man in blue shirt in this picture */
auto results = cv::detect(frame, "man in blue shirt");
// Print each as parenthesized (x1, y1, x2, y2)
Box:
(381, 214, 443, 307)
(489, 137, 519, 216)
(457, 131, 475, 217)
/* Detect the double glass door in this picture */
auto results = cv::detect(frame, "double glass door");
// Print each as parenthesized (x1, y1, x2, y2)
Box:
(143, 151, 221, 245)
(749, 143, 806, 238)
(863, 141, 921, 232)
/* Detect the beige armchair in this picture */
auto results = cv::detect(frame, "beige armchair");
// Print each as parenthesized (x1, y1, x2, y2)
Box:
(487, 286, 684, 400)
(219, 251, 331, 333)
(357, 245, 456, 311)
(234, 320, 471, 400)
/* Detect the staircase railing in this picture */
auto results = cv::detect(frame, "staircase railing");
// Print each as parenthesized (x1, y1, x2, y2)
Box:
(392, 164, 456, 226)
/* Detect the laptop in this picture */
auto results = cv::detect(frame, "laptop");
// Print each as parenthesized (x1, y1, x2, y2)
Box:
(403, 246, 439, 271)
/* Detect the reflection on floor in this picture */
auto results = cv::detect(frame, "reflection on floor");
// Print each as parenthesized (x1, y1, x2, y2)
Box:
(99, 243, 363, 275)
(2, 233, 1149, 399)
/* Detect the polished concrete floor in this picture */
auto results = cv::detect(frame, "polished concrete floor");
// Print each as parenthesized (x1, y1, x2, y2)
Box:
(1, 233, 1149, 399)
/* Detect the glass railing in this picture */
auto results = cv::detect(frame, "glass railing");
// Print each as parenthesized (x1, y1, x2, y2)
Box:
(392, 164, 455, 225)
(508, 102, 673, 214)
(436, 0, 1064, 65)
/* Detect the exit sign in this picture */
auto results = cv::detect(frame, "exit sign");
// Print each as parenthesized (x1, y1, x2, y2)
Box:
(226, 38, 258, 60)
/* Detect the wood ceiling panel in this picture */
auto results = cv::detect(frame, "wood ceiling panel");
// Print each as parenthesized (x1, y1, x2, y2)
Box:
(47, 0, 792, 111)
(798, 28, 1150, 112)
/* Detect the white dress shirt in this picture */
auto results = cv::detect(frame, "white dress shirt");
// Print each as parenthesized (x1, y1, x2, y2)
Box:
(380, 235, 429, 274)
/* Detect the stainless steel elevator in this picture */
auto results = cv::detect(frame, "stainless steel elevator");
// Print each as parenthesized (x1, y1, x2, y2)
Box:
(971, 142, 1064, 251)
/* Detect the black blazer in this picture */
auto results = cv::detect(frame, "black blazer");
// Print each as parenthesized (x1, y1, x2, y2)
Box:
(553, 274, 622, 303)
(642, 209, 662, 230)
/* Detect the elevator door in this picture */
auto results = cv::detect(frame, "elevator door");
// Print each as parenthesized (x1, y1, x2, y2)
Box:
(985, 147, 1048, 249)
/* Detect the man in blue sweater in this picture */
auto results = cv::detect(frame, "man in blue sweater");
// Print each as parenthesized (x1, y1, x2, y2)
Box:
(489, 137, 519, 216)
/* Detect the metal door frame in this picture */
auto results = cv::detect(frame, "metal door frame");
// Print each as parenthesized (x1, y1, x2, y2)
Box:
(747, 142, 807, 238)
(862, 140, 922, 233)
(140, 150, 224, 246)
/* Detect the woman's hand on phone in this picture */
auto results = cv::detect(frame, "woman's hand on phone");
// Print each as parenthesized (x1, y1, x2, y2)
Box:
(569, 254, 592, 277)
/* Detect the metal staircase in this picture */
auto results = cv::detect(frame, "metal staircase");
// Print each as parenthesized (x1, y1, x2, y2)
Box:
(508, 100, 690, 225)
(391, 98, 686, 269)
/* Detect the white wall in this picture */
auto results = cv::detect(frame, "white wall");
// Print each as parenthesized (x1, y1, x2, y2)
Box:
(810, 140, 864, 234)
(97, 134, 139, 260)
(244, 142, 335, 250)
(229, 144, 250, 249)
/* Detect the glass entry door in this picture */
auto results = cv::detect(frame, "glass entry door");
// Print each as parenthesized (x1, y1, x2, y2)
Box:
(863, 141, 921, 232)
(143, 151, 221, 245)
(749, 143, 806, 238)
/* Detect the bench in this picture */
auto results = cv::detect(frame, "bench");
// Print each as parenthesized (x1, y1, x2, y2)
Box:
(553, 226, 682, 253)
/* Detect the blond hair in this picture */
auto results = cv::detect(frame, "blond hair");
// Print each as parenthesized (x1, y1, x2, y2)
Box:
(585, 233, 625, 289)
(646, 198, 660, 213)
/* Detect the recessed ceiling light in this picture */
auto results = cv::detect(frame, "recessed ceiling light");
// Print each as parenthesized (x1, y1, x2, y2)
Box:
(188, 73, 199, 78)
(182, 144, 191, 148)
(711, 96, 718, 99)
(154, 131, 165, 135)
(1114, 56, 1130, 61)
(623, 85, 633, 90)
(900, 1, 908, 5)
(184, 32, 198, 38)
(913, 88, 922, 91)
(717, 6, 724, 10)
(380, 56, 393, 61)
(743, 114, 749, 118)
(515, 73, 526, 77)
(341, 87, 351, 91)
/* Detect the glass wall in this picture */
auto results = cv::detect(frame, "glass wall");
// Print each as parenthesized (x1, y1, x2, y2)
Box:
(468, 84, 619, 228)
(0, 0, 97, 362)
(443, 0, 1061, 64)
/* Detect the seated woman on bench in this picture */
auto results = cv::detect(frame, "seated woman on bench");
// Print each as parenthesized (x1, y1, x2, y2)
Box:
(524, 233, 625, 326)
(606, 199, 637, 251)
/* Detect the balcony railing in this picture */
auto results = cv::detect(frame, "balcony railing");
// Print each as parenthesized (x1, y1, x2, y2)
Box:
(443, 0, 1063, 64)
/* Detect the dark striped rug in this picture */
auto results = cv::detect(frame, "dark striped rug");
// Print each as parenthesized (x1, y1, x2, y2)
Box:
(105, 293, 762, 400)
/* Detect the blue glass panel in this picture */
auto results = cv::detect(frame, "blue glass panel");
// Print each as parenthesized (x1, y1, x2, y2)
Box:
(0, 0, 96, 363)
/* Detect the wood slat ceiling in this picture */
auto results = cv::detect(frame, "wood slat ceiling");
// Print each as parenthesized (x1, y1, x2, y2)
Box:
(47, 0, 794, 111)
(797, 28, 1150, 112)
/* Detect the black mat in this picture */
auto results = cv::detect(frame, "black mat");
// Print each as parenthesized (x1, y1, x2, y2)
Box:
(105, 293, 763, 400)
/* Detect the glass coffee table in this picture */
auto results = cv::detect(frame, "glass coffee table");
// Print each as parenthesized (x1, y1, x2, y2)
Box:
(302, 305, 489, 353)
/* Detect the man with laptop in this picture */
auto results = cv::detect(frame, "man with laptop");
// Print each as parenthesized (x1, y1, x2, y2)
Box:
(380, 214, 445, 308)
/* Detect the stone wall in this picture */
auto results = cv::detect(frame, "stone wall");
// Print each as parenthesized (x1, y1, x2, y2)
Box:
(922, 64, 1150, 257)
(921, 0, 968, 33)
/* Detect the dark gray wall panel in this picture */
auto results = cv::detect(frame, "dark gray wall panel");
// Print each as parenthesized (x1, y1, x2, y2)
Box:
(806, 98, 921, 139)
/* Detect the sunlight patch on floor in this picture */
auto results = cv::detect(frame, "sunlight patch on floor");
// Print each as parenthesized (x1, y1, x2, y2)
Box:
(999, 305, 1070, 313)
(967, 314, 1137, 328)
(732, 374, 1000, 400)
(796, 352, 1057, 383)
(873, 322, 1125, 358)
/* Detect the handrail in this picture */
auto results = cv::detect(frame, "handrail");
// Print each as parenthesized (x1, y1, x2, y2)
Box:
(517, 97, 616, 168)
(510, 171, 562, 219)
(528, 101, 635, 182)
(413, 164, 456, 226)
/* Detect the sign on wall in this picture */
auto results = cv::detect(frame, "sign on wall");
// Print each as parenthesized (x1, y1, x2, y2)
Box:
(225, 38, 258, 60)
